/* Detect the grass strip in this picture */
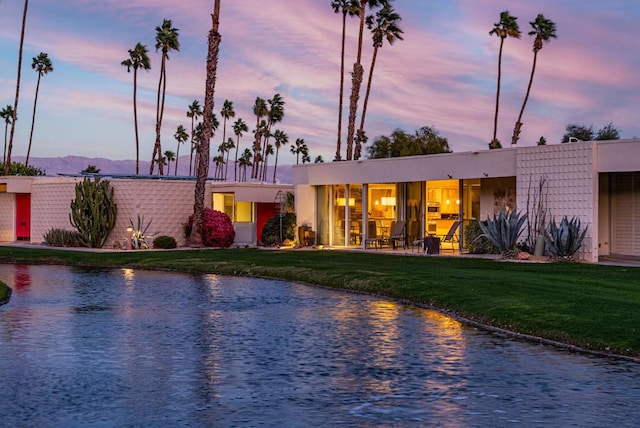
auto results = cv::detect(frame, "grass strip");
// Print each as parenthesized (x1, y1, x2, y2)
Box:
(1, 246, 639, 359)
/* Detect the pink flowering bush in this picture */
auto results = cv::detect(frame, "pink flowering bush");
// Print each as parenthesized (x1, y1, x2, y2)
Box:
(201, 208, 235, 248)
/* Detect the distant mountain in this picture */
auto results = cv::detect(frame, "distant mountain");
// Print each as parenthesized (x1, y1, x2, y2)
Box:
(14, 155, 294, 184)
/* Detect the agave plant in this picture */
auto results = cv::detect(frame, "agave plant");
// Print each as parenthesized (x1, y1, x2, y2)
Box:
(546, 216, 588, 261)
(129, 215, 157, 250)
(477, 208, 527, 258)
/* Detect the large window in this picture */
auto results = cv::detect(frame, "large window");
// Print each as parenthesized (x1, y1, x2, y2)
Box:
(212, 193, 252, 222)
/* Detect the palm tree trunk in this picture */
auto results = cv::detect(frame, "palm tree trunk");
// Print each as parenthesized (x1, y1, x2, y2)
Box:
(3, 123, 8, 164)
(151, 58, 164, 175)
(346, 63, 363, 160)
(174, 143, 180, 175)
(354, 46, 378, 160)
(189, 0, 221, 247)
(157, 63, 168, 175)
(492, 37, 505, 144)
(272, 146, 280, 183)
(335, 11, 348, 162)
(512, 51, 538, 145)
(5, 0, 28, 176)
(234, 138, 240, 181)
(133, 68, 140, 174)
(25, 72, 41, 167)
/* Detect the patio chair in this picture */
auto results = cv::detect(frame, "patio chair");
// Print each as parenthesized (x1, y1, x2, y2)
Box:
(364, 220, 381, 249)
(438, 220, 461, 251)
(389, 220, 407, 250)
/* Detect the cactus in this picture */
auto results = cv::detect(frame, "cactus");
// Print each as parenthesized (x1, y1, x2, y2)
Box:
(69, 177, 117, 248)
(477, 208, 527, 258)
(546, 216, 588, 261)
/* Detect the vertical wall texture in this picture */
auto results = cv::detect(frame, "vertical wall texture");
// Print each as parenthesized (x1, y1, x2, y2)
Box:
(0, 193, 15, 241)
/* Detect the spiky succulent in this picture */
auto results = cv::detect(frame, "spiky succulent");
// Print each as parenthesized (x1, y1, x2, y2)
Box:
(546, 216, 588, 261)
(477, 208, 527, 258)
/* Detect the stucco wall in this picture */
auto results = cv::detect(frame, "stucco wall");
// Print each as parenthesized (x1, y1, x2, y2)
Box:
(0, 193, 15, 241)
(516, 143, 597, 262)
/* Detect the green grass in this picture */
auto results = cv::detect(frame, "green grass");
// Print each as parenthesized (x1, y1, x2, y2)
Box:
(0, 280, 10, 304)
(1, 246, 639, 359)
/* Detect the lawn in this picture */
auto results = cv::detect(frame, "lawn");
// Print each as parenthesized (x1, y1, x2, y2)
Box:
(1, 246, 639, 359)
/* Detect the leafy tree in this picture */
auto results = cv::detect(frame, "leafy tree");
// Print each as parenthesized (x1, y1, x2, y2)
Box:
(25, 52, 53, 167)
(331, 0, 360, 161)
(367, 126, 451, 158)
(596, 122, 620, 140)
(190, 0, 221, 247)
(0, 161, 45, 176)
(489, 11, 520, 148)
(122, 42, 151, 175)
(512, 14, 556, 145)
(346, 0, 385, 161)
(272, 129, 288, 183)
(173, 124, 188, 175)
(1, 105, 14, 164)
(150, 19, 180, 175)
(186, 99, 203, 175)
(5, 0, 29, 176)
(81, 164, 100, 174)
(562, 124, 593, 143)
(232, 118, 248, 181)
(354, 3, 403, 160)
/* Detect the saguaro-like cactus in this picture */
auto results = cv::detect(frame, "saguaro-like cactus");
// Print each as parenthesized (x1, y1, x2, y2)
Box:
(69, 178, 117, 248)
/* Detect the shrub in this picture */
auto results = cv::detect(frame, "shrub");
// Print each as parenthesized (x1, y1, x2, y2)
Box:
(477, 208, 527, 258)
(69, 177, 117, 248)
(0, 161, 46, 176)
(129, 215, 156, 250)
(153, 235, 177, 249)
(546, 216, 588, 261)
(464, 221, 498, 254)
(43, 228, 83, 247)
(202, 209, 235, 248)
(0, 280, 12, 305)
(261, 212, 296, 246)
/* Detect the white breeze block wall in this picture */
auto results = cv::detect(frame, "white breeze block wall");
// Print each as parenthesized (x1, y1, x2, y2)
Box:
(0, 193, 15, 241)
(31, 179, 80, 243)
(516, 143, 597, 262)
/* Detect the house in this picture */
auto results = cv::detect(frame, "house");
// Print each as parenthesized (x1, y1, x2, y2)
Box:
(292, 139, 640, 262)
(0, 174, 293, 247)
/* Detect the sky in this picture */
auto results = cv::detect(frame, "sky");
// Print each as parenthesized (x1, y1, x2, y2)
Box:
(1, 0, 639, 166)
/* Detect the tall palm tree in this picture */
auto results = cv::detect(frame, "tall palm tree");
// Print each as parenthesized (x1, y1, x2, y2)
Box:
(232, 118, 248, 181)
(290, 137, 308, 165)
(354, 3, 403, 160)
(213, 150, 225, 179)
(5, 0, 29, 175)
(345, 0, 385, 161)
(173, 124, 188, 175)
(261, 143, 274, 181)
(150, 19, 180, 175)
(122, 42, 151, 174)
(164, 150, 176, 173)
(190, 0, 221, 246)
(259, 93, 285, 179)
(271, 129, 288, 183)
(1, 105, 14, 164)
(239, 148, 252, 182)
(512, 14, 556, 146)
(25, 52, 53, 167)
(489, 11, 520, 149)
(331, 0, 360, 161)
(219, 99, 235, 179)
(251, 97, 268, 178)
(223, 137, 235, 180)
(186, 100, 203, 175)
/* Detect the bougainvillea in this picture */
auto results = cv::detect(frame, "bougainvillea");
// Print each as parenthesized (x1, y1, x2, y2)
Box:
(201, 208, 235, 248)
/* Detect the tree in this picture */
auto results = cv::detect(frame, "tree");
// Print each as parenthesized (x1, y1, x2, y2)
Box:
(219, 99, 235, 179)
(354, 3, 403, 160)
(122, 42, 151, 175)
(537, 136, 547, 146)
(489, 11, 520, 149)
(5, 0, 29, 176)
(81, 164, 100, 174)
(314, 155, 325, 163)
(511, 14, 556, 145)
(239, 148, 252, 181)
(163, 150, 176, 174)
(1, 105, 14, 164)
(290, 138, 309, 165)
(173, 124, 188, 175)
(596, 122, 620, 140)
(187, 100, 203, 175)
(261, 143, 274, 181)
(24, 52, 53, 167)
(367, 126, 451, 158)
(561, 124, 594, 143)
(272, 129, 288, 183)
(331, 0, 360, 161)
(223, 137, 235, 180)
(150, 19, 180, 175)
(189, 0, 221, 247)
(251, 97, 268, 178)
(345, 0, 385, 161)
(232, 118, 248, 181)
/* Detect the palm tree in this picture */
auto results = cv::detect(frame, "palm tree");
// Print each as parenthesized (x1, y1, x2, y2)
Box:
(186, 100, 203, 175)
(5, 0, 29, 176)
(213, 151, 225, 179)
(290, 138, 308, 165)
(122, 42, 151, 174)
(239, 148, 252, 182)
(220, 99, 235, 177)
(173, 124, 188, 175)
(24, 52, 53, 167)
(232, 118, 248, 181)
(345, 0, 385, 161)
(354, 3, 403, 160)
(259, 94, 285, 179)
(489, 11, 520, 149)
(190, 0, 221, 246)
(1, 105, 14, 164)
(331, 0, 360, 161)
(512, 14, 556, 146)
(223, 137, 235, 180)
(150, 19, 180, 175)
(164, 150, 176, 173)
(251, 97, 268, 178)
(261, 143, 274, 181)
(271, 129, 288, 183)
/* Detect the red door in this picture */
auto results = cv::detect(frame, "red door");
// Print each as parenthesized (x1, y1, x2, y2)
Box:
(256, 202, 280, 244)
(15, 193, 31, 241)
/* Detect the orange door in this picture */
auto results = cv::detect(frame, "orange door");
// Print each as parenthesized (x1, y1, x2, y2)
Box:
(15, 193, 31, 241)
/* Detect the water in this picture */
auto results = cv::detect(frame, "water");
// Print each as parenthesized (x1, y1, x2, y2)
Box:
(0, 264, 639, 427)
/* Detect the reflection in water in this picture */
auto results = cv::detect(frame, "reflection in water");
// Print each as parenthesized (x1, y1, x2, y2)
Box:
(13, 264, 31, 289)
(0, 264, 639, 427)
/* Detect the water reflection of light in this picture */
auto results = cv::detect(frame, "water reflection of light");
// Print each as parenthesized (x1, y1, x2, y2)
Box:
(122, 268, 135, 285)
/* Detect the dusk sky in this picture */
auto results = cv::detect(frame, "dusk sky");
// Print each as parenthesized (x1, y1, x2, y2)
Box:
(1, 0, 639, 166)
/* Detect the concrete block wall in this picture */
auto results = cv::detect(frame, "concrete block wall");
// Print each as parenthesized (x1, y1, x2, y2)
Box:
(516, 143, 597, 262)
(0, 193, 15, 241)
(30, 179, 80, 243)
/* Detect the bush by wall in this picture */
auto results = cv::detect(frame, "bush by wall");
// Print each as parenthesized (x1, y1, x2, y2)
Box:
(202, 209, 235, 248)
(153, 235, 177, 249)
(261, 212, 296, 246)
(43, 228, 83, 247)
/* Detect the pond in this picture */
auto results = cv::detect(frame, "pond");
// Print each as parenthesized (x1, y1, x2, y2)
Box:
(1, 264, 639, 427)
